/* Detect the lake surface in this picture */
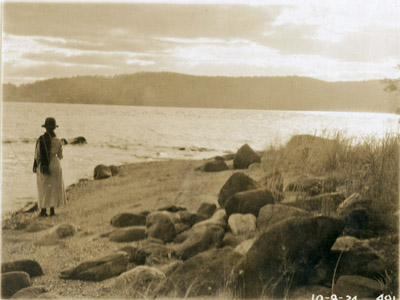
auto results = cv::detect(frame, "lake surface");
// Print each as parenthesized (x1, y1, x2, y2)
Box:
(2, 102, 399, 214)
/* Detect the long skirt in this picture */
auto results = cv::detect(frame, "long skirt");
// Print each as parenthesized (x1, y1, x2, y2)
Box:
(37, 156, 66, 209)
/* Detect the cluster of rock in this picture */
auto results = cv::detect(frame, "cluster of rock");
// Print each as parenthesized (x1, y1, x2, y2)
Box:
(54, 143, 394, 298)
(4, 140, 395, 298)
(200, 143, 261, 172)
(1, 260, 59, 299)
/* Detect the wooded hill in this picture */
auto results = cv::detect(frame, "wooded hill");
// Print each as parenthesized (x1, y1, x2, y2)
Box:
(3, 72, 397, 113)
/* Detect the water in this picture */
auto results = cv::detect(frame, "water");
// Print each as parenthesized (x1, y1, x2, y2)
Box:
(2, 102, 399, 214)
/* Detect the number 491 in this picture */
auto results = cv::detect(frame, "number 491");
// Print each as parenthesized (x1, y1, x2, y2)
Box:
(377, 294, 396, 300)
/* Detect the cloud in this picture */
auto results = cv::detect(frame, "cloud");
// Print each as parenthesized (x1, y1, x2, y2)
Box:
(2, 1, 400, 84)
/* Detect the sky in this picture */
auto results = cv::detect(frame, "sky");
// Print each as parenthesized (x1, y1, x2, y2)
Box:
(2, 0, 400, 85)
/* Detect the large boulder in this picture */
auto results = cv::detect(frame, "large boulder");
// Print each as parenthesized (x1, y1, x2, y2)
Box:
(110, 213, 146, 227)
(231, 216, 344, 298)
(93, 164, 112, 180)
(10, 286, 47, 299)
(257, 204, 311, 232)
(233, 144, 261, 169)
(333, 275, 382, 298)
(218, 173, 259, 208)
(284, 135, 339, 172)
(203, 160, 229, 172)
(163, 247, 242, 297)
(1, 272, 31, 299)
(146, 212, 177, 243)
(2, 260, 43, 277)
(48, 223, 77, 239)
(174, 224, 225, 261)
(109, 226, 146, 243)
(196, 203, 217, 219)
(59, 252, 128, 281)
(114, 266, 167, 298)
(225, 188, 274, 217)
(228, 214, 257, 235)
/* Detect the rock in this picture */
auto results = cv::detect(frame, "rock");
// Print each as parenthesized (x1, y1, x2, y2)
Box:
(174, 222, 190, 234)
(193, 209, 227, 230)
(218, 172, 259, 208)
(109, 226, 146, 243)
(337, 194, 387, 238)
(178, 211, 200, 226)
(225, 188, 274, 217)
(2, 260, 43, 277)
(174, 224, 225, 260)
(68, 136, 87, 145)
(25, 222, 53, 233)
(1, 271, 31, 299)
(333, 275, 382, 298)
(231, 216, 344, 298)
(163, 247, 242, 297)
(331, 236, 370, 252)
(228, 214, 256, 235)
(196, 202, 217, 219)
(341, 209, 371, 238)
(157, 205, 187, 213)
(20, 202, 38, 213)
(115, 266, 167, 298)
(59, 251, 128, 281)
(234, 238, 256, 256)
(93, 164, 112, 180)
(146, 212, 176, 243)
(48, 223, 77, 239)
(233, 144, 261, 169)
(222, 233, 249, 248)
(284, 176, 337, 196)
(286, 192, 345, 213)
(109, 165, 119, 176)
(203, 160, 228, 172)
(118, 246, 148, 265)
(285, 135, 340, 172)
(110, 213, 146, 228)
(257, 204, 311, 232)
(139, 243, 175, 266)
(10, 286, 47, 299)
(311, 247, 386, 285)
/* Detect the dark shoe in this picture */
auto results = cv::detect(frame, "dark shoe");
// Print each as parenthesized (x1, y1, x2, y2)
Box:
(49, 207, 55, 216)
(38, 209, 47, 217)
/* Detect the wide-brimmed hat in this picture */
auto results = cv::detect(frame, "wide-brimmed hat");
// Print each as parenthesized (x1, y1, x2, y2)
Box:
(41, 117, 58, 129)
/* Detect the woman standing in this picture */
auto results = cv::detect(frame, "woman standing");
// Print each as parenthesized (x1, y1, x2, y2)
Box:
(33, 117, 66, 217)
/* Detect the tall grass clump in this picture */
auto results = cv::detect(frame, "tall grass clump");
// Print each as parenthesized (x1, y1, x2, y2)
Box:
(262, 132, 399, 226)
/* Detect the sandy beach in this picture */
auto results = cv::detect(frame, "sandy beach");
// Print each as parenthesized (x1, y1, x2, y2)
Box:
(2, 158, 265, 298)
(2, 135, 398, 299)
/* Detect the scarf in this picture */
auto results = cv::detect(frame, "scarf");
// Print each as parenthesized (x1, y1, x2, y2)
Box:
(33, 132, 54, 175)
